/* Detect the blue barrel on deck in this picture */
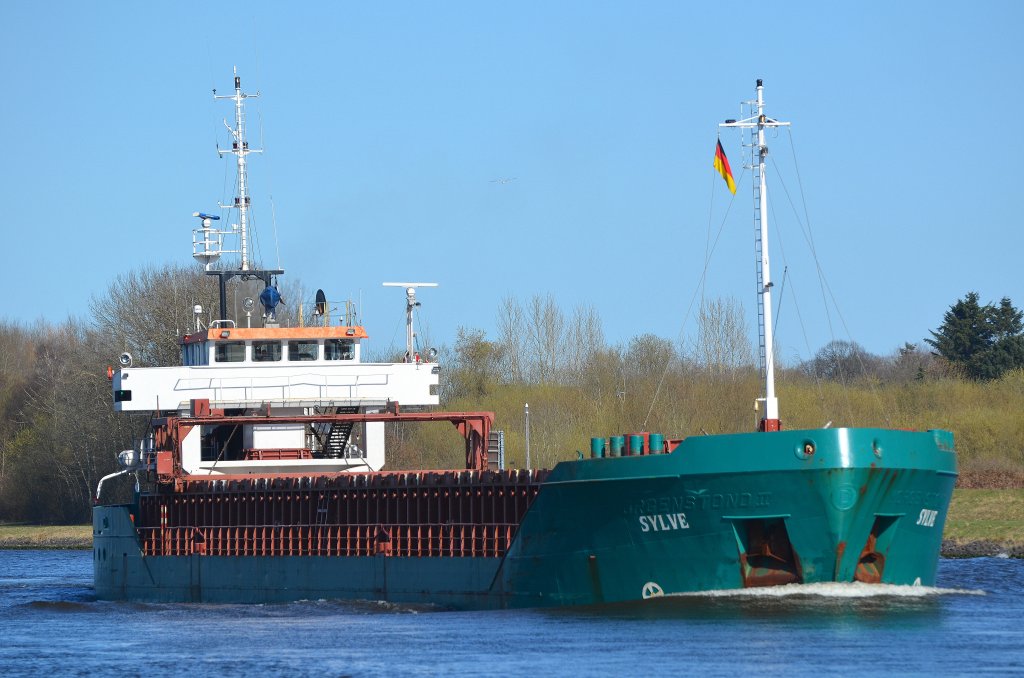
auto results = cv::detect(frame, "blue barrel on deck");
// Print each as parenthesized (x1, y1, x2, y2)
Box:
(590, 437, 605, 458)
(609, 436, 624, 457)
(649, 433, 664, 454)
(628, 435, 643, 456)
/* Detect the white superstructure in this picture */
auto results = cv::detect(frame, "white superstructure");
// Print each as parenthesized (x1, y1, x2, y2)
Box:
(110, 70, 440, 475)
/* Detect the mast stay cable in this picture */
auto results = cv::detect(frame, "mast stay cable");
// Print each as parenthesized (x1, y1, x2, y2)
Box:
(641, 164, 748, 430)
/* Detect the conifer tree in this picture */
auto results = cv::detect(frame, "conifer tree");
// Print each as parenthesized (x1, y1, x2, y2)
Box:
(926, 292, 1024, 380)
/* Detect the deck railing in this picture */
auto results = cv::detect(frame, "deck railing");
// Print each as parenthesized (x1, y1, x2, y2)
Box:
(137, 522, 519, 558)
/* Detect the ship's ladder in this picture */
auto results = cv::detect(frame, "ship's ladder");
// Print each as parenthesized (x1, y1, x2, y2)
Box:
(326, 406, 358, 458)
(311, 406, 359, 458)
(487, 429, 505, 470)
(751, 124, 768, 381)
(315, 492, 329, 526)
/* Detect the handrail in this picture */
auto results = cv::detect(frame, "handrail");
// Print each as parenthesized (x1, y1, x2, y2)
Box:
(137, 522, 521, 558)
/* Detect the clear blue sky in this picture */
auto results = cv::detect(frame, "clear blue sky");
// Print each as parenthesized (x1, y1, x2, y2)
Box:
(1, 1, 1021, 363)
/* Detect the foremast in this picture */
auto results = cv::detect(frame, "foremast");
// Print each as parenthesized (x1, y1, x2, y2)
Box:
(720, 79, 790, 432)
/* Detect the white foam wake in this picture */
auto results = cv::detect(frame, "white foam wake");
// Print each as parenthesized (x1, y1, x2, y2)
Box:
(670, 581, 986, 599)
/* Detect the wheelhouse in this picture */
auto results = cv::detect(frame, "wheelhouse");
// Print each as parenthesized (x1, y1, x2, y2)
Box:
(180, 326, 369, 366)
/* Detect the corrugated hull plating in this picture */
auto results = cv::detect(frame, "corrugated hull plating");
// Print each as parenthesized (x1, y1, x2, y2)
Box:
(94, 427, 957, 609)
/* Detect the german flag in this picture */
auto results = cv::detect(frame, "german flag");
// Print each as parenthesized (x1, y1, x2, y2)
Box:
(713, 140, 736, 195)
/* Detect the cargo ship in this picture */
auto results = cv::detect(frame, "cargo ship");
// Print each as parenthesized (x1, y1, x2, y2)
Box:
(93, 76, 957, 608)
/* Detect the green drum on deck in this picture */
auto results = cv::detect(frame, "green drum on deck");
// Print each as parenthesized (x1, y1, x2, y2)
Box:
(649, 433, 664, 454)
(609, 436, 624, 457)
(590, 437, 605, 458)
(629, 435, 643, 456)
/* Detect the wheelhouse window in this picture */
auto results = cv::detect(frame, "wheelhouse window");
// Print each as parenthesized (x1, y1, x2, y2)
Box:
(252, 340, 283, 362)
(325, 338, 355, 361)
(288, 340, 319, 361)
(214, 341, 246, 363)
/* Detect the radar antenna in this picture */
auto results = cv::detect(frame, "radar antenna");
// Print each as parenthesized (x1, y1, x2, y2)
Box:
(191, 212, 230, 269)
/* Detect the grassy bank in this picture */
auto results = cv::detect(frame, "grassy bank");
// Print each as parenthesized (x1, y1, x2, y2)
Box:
(3, 489, 1022, 555)
(941, 488, 1024, 556)
(0, 524, 92, 550)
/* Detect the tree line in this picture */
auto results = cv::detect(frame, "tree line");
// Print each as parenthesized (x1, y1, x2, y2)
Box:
(0, 263, 303, 523)
(1, 271, 1021, 524)
(393, 290, 1024, 483)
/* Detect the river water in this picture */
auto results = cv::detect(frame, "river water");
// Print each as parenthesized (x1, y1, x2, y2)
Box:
(0, 550, 1021, 676)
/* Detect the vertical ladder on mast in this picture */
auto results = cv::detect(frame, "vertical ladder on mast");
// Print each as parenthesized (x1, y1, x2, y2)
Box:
(751, 123, 767, 381)
(720, 80, 790, 431)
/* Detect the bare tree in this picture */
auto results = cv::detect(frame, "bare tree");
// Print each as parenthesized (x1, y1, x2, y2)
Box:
(524, 294, 564, 384)
(2, 320, 132, 521)
(89, 263, 221, 366)
(694, 297, 754, 378)
(564, 304, 605, 385)
(0, 321, 37, 499)
(497, 296, 526, 383)
(624, 334, 677, 381)
(497, 294, 609, 386)
(449, 327, 505, 399)
(802, 340, 883, 382)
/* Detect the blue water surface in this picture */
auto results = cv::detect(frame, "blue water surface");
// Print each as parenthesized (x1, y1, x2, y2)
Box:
(0, 550, 1021, 676)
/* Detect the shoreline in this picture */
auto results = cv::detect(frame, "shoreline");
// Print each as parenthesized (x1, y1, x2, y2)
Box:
(940, 539, 1023, 559)
(0, 528, 92, 550)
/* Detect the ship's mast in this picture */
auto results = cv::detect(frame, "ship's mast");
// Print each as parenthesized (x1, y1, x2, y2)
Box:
(383, 283, 438, 362)
(214, 67, 261, 271)
(720, 79, 790, 432)
(197, 69, 281, 324)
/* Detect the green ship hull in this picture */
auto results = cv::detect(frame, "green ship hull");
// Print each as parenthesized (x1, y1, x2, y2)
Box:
(94, 427, 956, 609)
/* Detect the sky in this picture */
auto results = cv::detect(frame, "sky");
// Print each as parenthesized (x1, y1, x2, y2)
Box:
(1, 1, 1021, 364)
